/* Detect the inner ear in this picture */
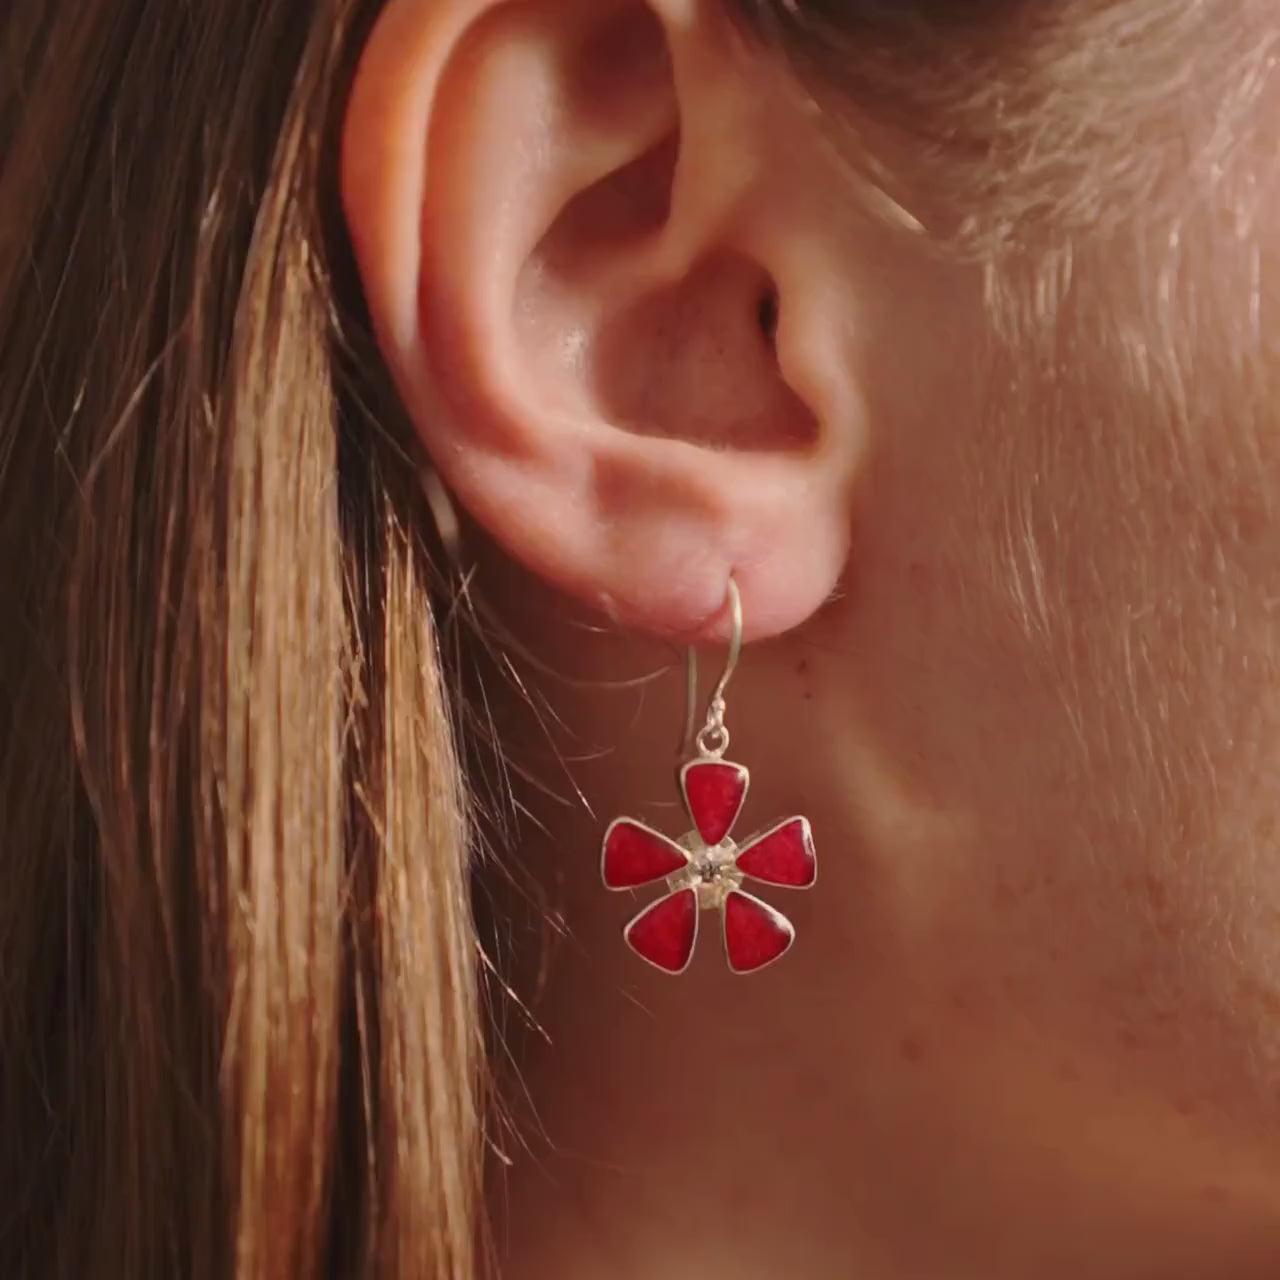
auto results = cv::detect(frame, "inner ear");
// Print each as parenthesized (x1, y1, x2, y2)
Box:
(584, 252, 819, 450)
(513, 8, 817, 454)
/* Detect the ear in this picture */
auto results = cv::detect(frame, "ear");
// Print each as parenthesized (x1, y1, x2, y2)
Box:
(341, 0, 861, 642)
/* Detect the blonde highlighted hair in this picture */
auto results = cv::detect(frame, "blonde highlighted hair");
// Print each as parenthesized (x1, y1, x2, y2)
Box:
(1, 1, 477, 1273)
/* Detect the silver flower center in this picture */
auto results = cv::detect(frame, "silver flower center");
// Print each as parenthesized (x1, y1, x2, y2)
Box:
(668, 837, 743, 908)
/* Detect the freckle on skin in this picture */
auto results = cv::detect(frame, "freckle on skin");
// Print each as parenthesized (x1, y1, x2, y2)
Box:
(1145, 873, 1168, 909)
(947, 980, 995, 1030)
(1001, 974, 1026, 1000)
(899, 1029, 928, 1065)
(991, 882, 1018, 911)
(796, 657, 813, 701)
(1235, 973, 1280, 1016)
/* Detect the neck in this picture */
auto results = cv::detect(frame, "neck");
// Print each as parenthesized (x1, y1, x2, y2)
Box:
(482, 581, 1280, 1279)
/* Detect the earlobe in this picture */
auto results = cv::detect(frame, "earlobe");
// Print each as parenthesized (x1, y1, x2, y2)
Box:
(342, 0, 860, 642)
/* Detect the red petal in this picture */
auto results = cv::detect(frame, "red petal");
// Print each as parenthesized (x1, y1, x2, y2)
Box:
(723, 891, 794, 973)
(681, 760, 747, 845)
(735, 817, 816, 888)
(602, 819, 688, 889)
(624, 890, 699, 974)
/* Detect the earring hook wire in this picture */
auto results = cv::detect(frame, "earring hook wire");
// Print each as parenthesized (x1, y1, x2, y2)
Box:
(682, 578, 743, 759)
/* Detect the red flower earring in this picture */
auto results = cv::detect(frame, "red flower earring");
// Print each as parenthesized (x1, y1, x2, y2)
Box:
(601, 580, 817, 974)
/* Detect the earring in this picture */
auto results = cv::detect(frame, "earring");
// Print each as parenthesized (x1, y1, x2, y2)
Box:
(600, 580, 817, 975)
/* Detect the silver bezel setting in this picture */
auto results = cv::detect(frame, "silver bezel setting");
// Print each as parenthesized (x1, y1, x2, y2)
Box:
(722, 890, 797, 975)
(733, 815, 818, 889)
(622, 888, 700, 975)
(678, 757, 750, 841)
(600, 817, 691, 891)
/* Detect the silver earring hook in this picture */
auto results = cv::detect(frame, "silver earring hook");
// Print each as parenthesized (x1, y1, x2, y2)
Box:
(683, 578, 743, 760)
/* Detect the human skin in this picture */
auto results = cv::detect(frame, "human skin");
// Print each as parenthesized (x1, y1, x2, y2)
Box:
(342, 1, 1280, 1274)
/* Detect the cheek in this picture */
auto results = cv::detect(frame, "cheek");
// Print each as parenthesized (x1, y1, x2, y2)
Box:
(809, 248, 1280, 1136)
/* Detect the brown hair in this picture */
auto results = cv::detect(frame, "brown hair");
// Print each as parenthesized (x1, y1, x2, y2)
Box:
(1, 0, 1274, 1275)
(735, 0, 1280, 261)
(0, 0, 478, 1274)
